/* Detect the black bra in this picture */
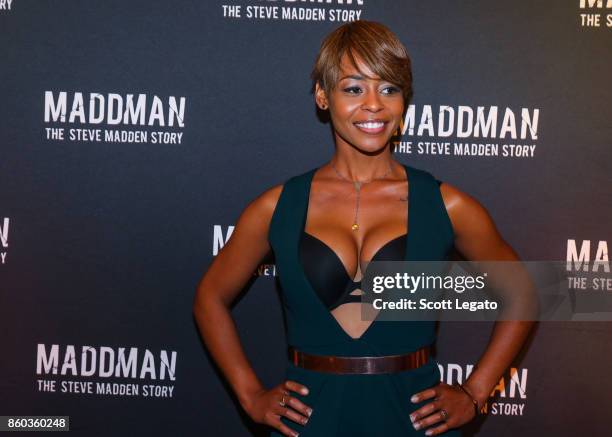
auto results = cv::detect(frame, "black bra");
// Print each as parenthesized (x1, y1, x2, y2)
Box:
(299, 179, 442, 311)
(299, 232, 407, 310)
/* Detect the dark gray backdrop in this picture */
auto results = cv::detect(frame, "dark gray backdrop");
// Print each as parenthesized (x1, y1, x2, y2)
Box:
(1, 1, 610, 436)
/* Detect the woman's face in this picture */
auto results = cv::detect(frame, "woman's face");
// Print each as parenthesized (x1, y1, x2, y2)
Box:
(316, 53, 404, 154)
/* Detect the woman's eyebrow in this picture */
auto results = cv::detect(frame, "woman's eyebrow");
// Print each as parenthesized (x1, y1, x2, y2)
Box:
(339, 74, 364, 81)
(339, 74, 384, 82)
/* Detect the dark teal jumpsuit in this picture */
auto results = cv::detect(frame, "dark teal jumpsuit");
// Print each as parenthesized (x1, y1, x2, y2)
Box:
(268, 164, 461, 436)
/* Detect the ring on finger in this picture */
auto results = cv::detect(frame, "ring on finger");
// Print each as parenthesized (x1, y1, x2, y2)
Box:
(440, 408, 449, 421)
(279, 394, 287, 407)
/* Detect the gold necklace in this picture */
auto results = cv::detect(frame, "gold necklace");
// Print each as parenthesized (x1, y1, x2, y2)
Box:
(331, 161, 394, 231)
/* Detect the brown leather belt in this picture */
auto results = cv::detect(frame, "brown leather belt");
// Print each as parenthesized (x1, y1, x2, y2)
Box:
(288, 345, 430, 374)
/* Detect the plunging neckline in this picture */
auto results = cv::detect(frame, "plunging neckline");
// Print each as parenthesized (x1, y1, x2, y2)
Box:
(297, 163, 413, 342)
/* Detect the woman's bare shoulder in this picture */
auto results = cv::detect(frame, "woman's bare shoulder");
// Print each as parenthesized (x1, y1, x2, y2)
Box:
(438, 181, 493, 231)
(234, 182, 284, 237)
(438, 182, 477, 214)
(194, 182, 285, 305)
(438, 181, 518, 260)
(247, 183, 284, 222)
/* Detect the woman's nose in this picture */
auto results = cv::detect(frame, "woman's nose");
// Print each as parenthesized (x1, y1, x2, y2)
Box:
(361, 90, 383, 112)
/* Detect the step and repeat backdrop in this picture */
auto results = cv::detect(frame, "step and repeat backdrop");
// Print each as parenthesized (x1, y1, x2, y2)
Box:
(1, 1, 610, 436)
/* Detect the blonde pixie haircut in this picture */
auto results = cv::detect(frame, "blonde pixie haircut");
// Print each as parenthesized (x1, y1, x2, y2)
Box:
(310, 20, 414, 109)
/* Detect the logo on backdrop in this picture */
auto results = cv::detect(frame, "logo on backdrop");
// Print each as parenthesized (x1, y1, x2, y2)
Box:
(213, 224, 276, 277)
(566, 238, 611, 290)
(35, 344, 178, 398)
(0, 0, 13, 11)
(213, 225, 234, 256)
(393, 104, 540, 159)
(0, 217, 9, 265)
(439, 362, 528, 417)
(43, 91, 187, 145)
(221, 0, 364, 23)
(578, 0, 612, 28)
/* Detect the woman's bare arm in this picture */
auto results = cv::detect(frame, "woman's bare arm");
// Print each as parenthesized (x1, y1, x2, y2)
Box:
(194, 184, 314, 437)
(192, 184, 283, 409)
(408, 182, 536, 436)
(439, 182, 536, 407)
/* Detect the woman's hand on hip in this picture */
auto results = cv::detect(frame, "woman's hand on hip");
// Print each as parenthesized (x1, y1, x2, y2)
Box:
(409, 382, 479, 435)
(242, 380, 313, 437)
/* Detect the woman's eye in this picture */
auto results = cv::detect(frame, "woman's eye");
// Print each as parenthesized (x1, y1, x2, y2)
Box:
(344, 87, 362, 94)
(343, 86, 401, 95)
(382, 86, 401, 95)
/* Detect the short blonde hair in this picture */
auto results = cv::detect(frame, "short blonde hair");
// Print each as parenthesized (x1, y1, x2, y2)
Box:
(310, 20, 413, 108)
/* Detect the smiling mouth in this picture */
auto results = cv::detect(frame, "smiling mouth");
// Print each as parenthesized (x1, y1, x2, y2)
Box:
(354, 120, 387, 134)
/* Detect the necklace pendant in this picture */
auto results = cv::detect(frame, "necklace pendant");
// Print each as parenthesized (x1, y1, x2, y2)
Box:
(351, 223, 359, 231)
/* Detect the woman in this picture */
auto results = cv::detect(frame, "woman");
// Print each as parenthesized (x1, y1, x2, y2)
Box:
(193, 20, 534, 437)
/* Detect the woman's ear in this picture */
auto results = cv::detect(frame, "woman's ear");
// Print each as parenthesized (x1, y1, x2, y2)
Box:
(314, 82, 329, 110)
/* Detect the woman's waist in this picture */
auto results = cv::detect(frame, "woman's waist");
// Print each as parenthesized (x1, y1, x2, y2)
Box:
(287, 344, 433, 375)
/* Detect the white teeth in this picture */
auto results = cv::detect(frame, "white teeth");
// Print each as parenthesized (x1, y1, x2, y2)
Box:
(356, 122, 384, 129)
